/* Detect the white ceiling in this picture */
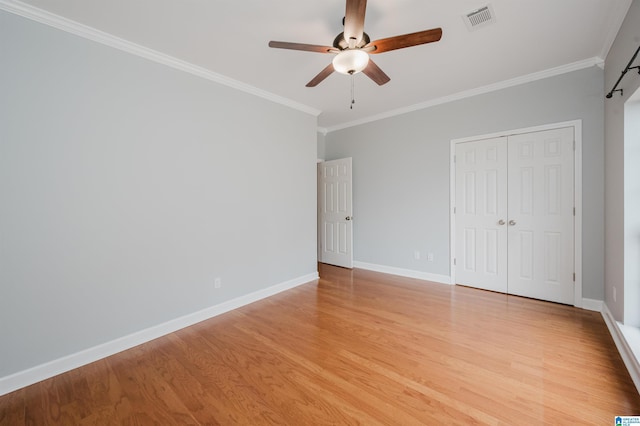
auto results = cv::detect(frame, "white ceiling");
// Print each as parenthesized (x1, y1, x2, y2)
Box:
(7, 0, 632, 130)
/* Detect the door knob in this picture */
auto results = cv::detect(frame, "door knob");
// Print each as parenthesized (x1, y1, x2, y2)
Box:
(498, 220, 505, 225)
(345, 216, 352, 221)
(509, 220, 516, 226)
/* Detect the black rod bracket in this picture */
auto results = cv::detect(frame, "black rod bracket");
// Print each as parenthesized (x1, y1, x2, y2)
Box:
(606, 45, 640, 99)
(606, 89, 623, 99)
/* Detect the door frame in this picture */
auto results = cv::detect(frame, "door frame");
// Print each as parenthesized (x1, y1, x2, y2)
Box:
(449, 120, 583, 307)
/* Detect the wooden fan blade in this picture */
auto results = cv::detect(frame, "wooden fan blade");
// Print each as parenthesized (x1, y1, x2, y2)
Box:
(362, 59, 390, 86)
(306, 63, 335, 87)
(369, 28, 442, 54)
(269, 41, 336, 54)
(344, 0, 367, 45)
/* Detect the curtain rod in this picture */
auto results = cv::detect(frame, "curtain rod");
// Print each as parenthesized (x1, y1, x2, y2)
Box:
(606, 45, 640, 99)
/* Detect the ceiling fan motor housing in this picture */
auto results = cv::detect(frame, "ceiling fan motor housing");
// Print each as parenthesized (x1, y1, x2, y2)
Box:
(333, 32, 371, 50)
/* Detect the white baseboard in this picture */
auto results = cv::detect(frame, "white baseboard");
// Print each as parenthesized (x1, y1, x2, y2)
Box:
(581, 298, 604, 312)
(601, 303, 640, 394)
(0, 272, 319, 397)
(353, 263, 607, 313)
(353, 261, 452, 285)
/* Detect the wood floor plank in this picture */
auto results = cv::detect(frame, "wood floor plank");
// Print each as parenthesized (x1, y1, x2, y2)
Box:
(0, 388, 25, 425)
(1, 263, 639, 425)
(196, 316, 376, 425)
(233, 320, 432, 425)
(166, 326, 289, 425)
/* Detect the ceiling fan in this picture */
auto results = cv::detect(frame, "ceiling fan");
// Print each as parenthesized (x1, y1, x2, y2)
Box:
(268, 0, 442, 87)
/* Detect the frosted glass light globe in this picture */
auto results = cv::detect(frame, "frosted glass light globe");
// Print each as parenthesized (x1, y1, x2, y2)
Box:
(332, 49, 369, 75)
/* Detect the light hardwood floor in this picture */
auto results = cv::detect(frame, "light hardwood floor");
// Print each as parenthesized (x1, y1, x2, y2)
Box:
(1, 263, 639, 424)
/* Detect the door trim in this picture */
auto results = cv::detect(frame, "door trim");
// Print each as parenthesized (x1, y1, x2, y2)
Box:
(449, 120, 583, 307)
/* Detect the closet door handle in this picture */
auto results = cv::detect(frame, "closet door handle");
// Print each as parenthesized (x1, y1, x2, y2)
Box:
(509, 220, 516, 226)
(498, 220, 505, 225)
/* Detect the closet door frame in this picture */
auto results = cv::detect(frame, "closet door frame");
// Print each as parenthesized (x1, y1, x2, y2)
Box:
(449, 120, 583, 307)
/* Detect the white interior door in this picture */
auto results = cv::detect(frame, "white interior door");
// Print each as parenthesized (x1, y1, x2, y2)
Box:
(318, 158, 353, 268)
(507, 127, 574, 304)
(455, 137, 508, 293)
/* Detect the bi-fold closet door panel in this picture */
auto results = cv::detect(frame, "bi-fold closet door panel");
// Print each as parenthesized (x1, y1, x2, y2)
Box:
(455, 127, 575, 305)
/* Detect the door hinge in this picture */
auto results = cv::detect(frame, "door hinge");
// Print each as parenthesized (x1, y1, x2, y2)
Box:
(453, 206, 456, 214)
(453, 258, 456, 266)
(573, 273, 576, 281)
(453, 155, 456, 163)
(573, 207, 576, 216)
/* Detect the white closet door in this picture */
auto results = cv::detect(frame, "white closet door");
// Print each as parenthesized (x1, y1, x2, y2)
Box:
(507, 127, 575, 304)
(455, 137, 508, 293)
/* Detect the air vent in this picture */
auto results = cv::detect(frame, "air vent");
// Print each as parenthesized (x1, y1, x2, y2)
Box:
(463, 5, 496, 31)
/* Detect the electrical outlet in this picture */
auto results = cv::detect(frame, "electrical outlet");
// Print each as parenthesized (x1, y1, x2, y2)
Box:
(414, 250, 421, 260)
(427, 253, 434, 262)
(214, 277, 221, 289)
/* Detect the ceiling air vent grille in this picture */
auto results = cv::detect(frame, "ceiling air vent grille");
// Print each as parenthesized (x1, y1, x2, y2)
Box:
(464, 5, 495, 31)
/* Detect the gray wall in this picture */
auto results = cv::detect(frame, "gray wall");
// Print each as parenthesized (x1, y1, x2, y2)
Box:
(317, 131, 326, 160)
(0, 11, 318, 377)
(325, 66, 605, 300)
(605, 0, 640, 322)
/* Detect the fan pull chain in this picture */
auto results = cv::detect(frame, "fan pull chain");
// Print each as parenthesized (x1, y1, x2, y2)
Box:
(350, 72, 355, 109)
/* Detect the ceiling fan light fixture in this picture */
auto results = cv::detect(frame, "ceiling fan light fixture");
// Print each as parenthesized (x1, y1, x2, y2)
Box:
(332, 49, 369, 75)
(268, 0, 443, 87)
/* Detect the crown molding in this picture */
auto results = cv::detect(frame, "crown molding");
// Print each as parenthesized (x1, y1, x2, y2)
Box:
(325, 56, 604, 133)
(0, 0, 321, 117)
(1, 0, 615, 134)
